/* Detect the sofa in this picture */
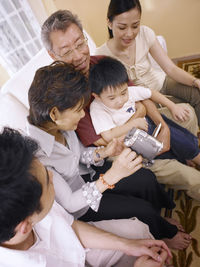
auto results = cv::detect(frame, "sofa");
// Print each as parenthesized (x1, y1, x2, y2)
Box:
(0, 32, 167, 132)
(0, 30, 97, 132)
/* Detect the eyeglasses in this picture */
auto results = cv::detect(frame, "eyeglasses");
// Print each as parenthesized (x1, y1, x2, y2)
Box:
(53, 36, 88, 61)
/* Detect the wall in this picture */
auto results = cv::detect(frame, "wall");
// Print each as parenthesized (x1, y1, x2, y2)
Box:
(52, 0, 200, 58)
(140, 0, 200, 58)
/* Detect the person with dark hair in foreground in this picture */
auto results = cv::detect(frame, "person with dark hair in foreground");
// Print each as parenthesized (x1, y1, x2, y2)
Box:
(0, 127, 172, 267)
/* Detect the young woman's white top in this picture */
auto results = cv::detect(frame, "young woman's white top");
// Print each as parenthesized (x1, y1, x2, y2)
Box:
(95, 25, 166, 91)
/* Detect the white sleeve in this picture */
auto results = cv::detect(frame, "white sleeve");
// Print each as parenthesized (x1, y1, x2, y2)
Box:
(128, 86, 152, 101)
(141, 25, 157, 48)
(78, 139, 104, 167)
(51, 168, 88, 212)
(90, 102, 116, 134)
(51, 168, 102, 213)
(53, 201, 75, 226)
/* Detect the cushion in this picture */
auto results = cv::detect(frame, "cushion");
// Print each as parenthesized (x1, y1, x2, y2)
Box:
(1, 48, 53, 109)
(0, 94, 28, 131)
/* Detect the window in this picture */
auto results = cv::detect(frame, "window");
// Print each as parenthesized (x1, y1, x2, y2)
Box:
(0, 0, 42, 75)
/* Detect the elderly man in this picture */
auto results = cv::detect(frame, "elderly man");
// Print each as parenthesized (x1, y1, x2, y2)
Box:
(41, 10, 200, 201)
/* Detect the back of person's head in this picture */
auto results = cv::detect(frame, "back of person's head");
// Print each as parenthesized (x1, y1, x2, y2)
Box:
(107, 0, 142, 38)
(89, 56, 129, 95)
(41, 9, 83, 51)
(0, 127, 42, 244)
(28, 61, 90, 127)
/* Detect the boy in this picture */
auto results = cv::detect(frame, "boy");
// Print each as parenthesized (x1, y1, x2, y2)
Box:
(89, 57, 200, 166)
(0, 127, 171, 267)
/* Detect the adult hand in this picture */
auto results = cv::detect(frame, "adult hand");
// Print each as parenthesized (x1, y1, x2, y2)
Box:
(103, 148, 142, 185)
(122, 239, 171, 260)
(134, 246, 170, 267)
(170, 104, 190, 122)
(99, 138, 124, 158)
(156, 124, 170, 154)
(193, 78, 200, 90)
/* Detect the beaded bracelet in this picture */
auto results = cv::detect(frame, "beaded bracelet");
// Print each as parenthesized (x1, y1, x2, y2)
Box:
(99, 174, 115, 189)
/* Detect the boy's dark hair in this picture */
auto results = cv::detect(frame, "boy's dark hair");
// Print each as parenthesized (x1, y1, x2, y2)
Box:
(28, 61, 90, 127)
(89, 56, 129, 95)
(0, 127, 42, 243)
(107, 0, 142, 38)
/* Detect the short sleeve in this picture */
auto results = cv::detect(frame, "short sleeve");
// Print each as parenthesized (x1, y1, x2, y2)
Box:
(140, 25, 157, 49)
(128, 86, 152, 101)
(51, 168, 88, 213)
(53, 201, 74, 226)
(90, 101, 116, 135)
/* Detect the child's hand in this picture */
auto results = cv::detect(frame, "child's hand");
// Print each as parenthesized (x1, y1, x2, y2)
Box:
(170, 104, 190, 122)
(133, 118, 148, 132)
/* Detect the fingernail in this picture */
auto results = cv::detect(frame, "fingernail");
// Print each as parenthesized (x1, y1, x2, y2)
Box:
(157, 255, 162, 262)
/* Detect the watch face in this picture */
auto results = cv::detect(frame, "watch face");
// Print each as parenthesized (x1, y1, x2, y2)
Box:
(96, 151, 101, 159)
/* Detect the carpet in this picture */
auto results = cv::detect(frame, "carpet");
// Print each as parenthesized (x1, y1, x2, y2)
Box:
(167, 55, 200, 267)
(170, 191, 200, 267)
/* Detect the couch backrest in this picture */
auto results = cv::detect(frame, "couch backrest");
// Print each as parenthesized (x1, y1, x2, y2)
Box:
(1, 48, 53, 109)
(0, 30, 97, 131)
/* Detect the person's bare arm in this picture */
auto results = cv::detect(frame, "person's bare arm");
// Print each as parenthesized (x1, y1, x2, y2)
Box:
(149, 39, 200, 89)
(101, 117, 148, 143)
(98, 102, 147, 143)
(72, 220, 171, 262)
(150, 89, 190, 122)
(94, 137, 108, 146)
(129, 101, 147, 120)
(95, 148, 143, 192)
(142, 99, 170, 153)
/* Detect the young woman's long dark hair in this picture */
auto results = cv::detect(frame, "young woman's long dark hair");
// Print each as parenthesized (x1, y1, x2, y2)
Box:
(107, 0, 142, 38)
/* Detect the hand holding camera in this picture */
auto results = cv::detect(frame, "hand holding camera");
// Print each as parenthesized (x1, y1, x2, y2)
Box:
(103, 148, 143, 186)
(124, 124, 163, 164)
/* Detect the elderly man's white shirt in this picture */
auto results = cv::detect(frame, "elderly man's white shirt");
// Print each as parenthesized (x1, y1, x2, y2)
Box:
(0, 201, 85, 267)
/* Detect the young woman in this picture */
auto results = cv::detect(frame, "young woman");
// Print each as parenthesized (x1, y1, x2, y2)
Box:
(95, 0, 200, 126)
